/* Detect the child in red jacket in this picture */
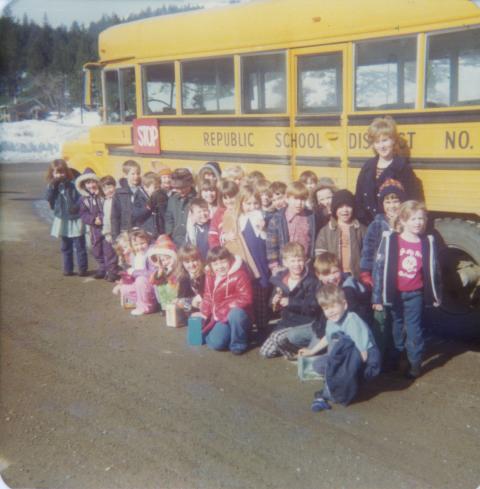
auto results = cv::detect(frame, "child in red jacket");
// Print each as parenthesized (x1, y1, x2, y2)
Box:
(192, 246, 253, 355)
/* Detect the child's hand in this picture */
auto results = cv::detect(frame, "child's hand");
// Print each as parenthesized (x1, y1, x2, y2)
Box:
(433, 301, 440, 308)
(191, 295, 202, 309)
(279, 297, 289, 307)
(372, 304, 383, 311)
(298, 348, 312, 357)
(94, 217, 102, 226)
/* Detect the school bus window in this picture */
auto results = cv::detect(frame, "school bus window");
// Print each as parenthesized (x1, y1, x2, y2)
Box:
(355, 37, 416, 110)
(426, 28, 480, 108)
(142, 63, 176, 115)
(105, 70, 120, 123)
(297, 52, 342, 113)
(181, 57, 234, 114)
(120, 68, 137, 122)
(241, 52, 286, 113)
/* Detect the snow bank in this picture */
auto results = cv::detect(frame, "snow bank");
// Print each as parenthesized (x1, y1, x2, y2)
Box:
(0, 108, 101, 164)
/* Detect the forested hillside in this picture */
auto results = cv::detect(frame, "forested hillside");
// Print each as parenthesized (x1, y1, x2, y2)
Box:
(0, 4, 201, 113)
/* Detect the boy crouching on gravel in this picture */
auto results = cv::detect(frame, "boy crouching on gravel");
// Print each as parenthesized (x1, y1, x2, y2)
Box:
(298, 285, 380, 411)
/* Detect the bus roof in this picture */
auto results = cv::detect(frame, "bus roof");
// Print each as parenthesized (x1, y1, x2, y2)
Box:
(98, 0, 480, 63)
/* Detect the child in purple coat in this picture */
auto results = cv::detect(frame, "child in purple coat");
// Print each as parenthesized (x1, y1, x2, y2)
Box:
(76, 169, 117, 280)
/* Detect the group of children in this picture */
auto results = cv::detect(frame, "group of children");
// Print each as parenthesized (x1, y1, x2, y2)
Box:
(45, 116, 442, 411)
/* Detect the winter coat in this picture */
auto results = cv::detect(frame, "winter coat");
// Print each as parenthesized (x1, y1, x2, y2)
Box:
(359, 213, 391, 273)
(79, 194, 105, 245)
(355, 155, 417, 225)
(266, 207, 316, 267)
(208, 207, 226, 248)
(111, 186, 155, 239)
(270, 267, 321, 329)
(315, 218, 367, 279)
(45, 179, 81, 220)
(148, 189, 168, 236)
(200, 256, 253, 334)
(372, 231, 442, 306)
(177, 273, 206, 300)
(165, 189, 197, 248)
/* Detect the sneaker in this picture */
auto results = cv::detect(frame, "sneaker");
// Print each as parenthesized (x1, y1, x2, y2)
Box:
(105, 272, 120, 283)
(131, 308, 145, 316)
(405, 364, 421, 379)
(94, 270, 106, 279)
(311, 398, 331, 412)
(78, 270, 89, 277)
(63, 271, 74, 277)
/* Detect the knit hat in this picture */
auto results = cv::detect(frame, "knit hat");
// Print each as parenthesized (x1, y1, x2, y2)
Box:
(331, 189, 355, 218)
(199, 161, 222, 181)
(171, 168, 194, 189)
(147, 234, 178, 262)
(75, 167, 99, 196)
(378, 178, 406, 205)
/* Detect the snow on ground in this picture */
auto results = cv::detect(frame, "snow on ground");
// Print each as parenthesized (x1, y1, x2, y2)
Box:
(0, 108, 101, 164)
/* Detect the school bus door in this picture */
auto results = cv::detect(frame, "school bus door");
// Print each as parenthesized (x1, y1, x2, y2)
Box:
(290, 44, 348, 186)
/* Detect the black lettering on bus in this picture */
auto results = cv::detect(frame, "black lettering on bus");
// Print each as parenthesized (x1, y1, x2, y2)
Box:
(247, 133, 254, 147)
(275, 132, 282, 148)
(459, 131, 470, 149)
(203, 132, 210, 145)
(445, 130, 470, 149)
(298, 133, 305, 148)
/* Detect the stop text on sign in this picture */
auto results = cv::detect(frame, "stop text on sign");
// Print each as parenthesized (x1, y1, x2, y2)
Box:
(133, 118, 160, 154)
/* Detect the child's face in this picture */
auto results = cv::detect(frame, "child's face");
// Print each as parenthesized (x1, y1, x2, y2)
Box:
(85, 179, 99, 194)
(233, 177, 242, 187)
(318, 266, 342, 286)
(286, 195, 306, 215)
(316, 188, 333, 214)
(283, 254, 305, 277)
(305, 178, 317, 192)
(201, 188, 217, 205)
(126, 167, 141, 187)
(53, 167, 66, 179)
(336, 205, 353, 224)
(323, 300, 347, 323)
(242, 196, 259, 214)
(373, 135, 395, 161)
(159, 254, 175, 270)
(183, 258, 201, 277)
(272, 192, 286, 210)
(132, 237, 149, 254)
(160, 174, 172, 191)
(383, 194, 401, 220)
(260, 192, 272, 208)
(402, 210, 426, 235)
(211, 258, 231, 277)
(102, 183, 116, 199)
(191, 205, 210, 225)
(144, 182, 158, 197)
(223, 194, 237, 211)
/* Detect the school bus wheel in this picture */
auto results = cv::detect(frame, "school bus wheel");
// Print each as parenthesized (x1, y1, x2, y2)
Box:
(434, 218, 480, 315)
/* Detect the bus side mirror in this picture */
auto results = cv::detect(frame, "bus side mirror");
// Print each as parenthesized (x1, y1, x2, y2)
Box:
(83, 64, 101, 109)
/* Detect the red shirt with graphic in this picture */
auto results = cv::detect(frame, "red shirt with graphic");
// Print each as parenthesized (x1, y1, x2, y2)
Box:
(397, 236, 423, 292)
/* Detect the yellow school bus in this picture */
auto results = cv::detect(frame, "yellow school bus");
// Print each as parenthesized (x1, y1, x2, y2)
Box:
(63, 0, 480, 313)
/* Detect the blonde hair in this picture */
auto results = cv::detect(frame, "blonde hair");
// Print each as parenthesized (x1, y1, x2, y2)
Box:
(122, 159, 141, 174)
(313, 252, 341, 276)
(286, 181, 309, 200)
(316, 284, 346, 308)
(395, 200, 427, 233)
(238, 185, 261, 214)
(281, 242, 305, 260)
(223, 165, 245, 181)
(367, 116, 399, 151)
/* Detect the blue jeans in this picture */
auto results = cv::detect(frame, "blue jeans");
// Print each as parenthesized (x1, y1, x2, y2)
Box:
(204, 308, 251, 353)
(390, 290, 424, 368)
(61, 236, 88, 274)
(286, 322, 317, 349)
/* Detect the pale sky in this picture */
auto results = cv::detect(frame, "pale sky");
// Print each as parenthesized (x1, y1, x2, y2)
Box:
(2, 0, 243, 27)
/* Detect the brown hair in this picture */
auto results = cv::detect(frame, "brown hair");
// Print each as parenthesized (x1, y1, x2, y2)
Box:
(100, 175, 116, 187)
(177, 244, 205, 280)
(313, 252, 341, 276)
(218, 179, 239, 209)
(46, 159, 74, 183)
(122, 159, 141, 175)
(129, 228, 152, 245)
(299, 170, 318, 185)
(207, 245, 234, 265)
(316, 284, 346, 308)
(142, 171, 161, 189)
(281, 242, 305, 260)
(270, 181, 287, 196)
(189, 197, 209, 212)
